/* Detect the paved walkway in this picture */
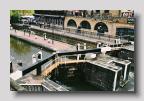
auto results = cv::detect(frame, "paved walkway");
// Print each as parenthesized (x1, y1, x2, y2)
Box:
(10, 30, 76, 52)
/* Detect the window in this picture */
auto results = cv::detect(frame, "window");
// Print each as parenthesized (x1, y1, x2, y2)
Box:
(104, 10, 109, 14)
(96, 10, 100, 14)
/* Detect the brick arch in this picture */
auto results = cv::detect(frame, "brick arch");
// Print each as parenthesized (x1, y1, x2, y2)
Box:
(80, 20, 91, 29)
(64, 16, 123, 36)
(67, 19, 77, 28)
(94, 22, 108, 33)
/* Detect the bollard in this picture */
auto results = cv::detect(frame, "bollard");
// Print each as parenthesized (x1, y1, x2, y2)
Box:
(97, 42, 101, 48)
(10, 25, 13, 30)
(84, 43, 86, 50)
(17, 60, 22, 66)
(32, 54, 37, 64)
(77, 43, 80, 51)
(37, 51, 42, 61)
(77, 54, 81, 60)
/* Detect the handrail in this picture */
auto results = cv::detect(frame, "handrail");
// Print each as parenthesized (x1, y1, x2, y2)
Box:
(19, 48, 101, 76)
(42, 55, 86, 77)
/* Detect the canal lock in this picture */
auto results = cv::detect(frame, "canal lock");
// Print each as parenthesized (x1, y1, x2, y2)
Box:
(47, 62, 103, 91)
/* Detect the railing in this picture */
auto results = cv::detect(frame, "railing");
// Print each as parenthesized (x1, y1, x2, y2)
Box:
(41, 54, 87, 77)
(19, 48, 101, 77)
(66, 14, 129, 21)
(19, 79, 69, 92)
(64, 28, 128, 43)
(11, 24, 129, 44)
(19, 84, 48, 92)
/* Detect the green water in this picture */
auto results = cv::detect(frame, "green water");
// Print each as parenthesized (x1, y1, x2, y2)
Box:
(10, 37, 52, 68)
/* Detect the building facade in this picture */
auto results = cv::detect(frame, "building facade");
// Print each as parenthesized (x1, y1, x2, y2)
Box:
(34, 10, 66, 29)
(34, 10, 135, 37)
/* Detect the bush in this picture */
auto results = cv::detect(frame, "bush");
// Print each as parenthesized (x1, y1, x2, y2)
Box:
(10, 11, 21, 24)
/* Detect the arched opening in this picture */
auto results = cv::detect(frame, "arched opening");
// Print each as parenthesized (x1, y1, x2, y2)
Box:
(94, 22, 108, 33)
(67, 19, 77, 27)
(80, 21, 91, 29)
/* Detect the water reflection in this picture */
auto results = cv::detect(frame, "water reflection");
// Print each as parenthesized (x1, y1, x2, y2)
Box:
(10, 37, 31, 55)
(10, 37, 51, 67)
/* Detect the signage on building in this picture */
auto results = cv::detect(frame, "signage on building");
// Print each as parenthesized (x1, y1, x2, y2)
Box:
(121, 10, 134, 17)
(127, 18, 135, 24)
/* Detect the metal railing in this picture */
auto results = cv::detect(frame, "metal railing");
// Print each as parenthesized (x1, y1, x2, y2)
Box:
(64, 28, 128, 43)
(11, 23, 129, 44)
(41, 54, 86, 72)
(19, 84, 48, 92)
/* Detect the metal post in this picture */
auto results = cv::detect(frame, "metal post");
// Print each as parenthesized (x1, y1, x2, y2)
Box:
(10, 61, 13, 73)
(77, 54, 81, 60)
(77, 43, 80, 51)
(37, 51, 43, 61)
(32, 54, 37, 64)
(37, 66, 42, 75)
(84, 43, 86, 50)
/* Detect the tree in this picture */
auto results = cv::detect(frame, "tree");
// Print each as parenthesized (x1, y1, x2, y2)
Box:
(10, 11, 20, 24)
(10, 10, 34, 24)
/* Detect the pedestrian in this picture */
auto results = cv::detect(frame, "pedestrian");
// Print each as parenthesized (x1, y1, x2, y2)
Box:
(23, 29, 26, 36)
(52, 40, 54, 44)
(28, 29, 31, 37)
(43, 33, 47, 40)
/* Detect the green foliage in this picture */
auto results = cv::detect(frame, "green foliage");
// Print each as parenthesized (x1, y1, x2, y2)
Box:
(10, 11, 21, 24)
(10, 10, 34, 24)
(10, 37, 31, 55)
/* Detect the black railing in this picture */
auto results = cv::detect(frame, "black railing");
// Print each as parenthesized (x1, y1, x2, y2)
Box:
(20, 48, 101, 76)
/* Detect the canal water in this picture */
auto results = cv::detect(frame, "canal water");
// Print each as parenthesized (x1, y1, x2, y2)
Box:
(10, 36, 102, 91)
(50, 68, 103, 91)
(10, 36, 134, 91)
(10, 37, 52, 69)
